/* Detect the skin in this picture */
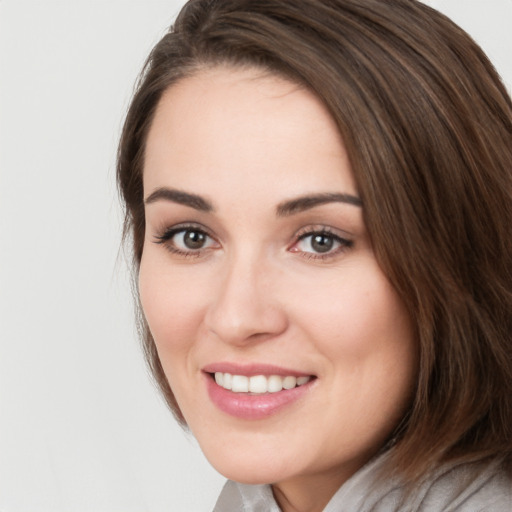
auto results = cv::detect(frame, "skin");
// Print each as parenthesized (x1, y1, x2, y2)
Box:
(139, 67, 418, 512)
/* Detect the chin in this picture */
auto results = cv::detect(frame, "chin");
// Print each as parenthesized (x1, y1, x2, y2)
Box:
(201, 443, 297, 485)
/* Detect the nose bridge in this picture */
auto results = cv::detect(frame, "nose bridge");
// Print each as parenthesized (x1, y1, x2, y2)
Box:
(205, 245, 287, 344)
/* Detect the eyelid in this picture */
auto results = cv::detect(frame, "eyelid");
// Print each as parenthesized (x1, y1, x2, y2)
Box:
(152, 222, 353, 260)
(154, 222, 214, 240)
(294, 224, 353, 241)
(153, 222, 220, 257)
(289, 225, 354, 259)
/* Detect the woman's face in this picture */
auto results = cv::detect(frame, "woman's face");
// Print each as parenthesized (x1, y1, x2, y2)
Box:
(140, 67, 417, 499)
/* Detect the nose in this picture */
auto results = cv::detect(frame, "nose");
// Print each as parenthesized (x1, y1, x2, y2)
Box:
(204, 253, 288, 345)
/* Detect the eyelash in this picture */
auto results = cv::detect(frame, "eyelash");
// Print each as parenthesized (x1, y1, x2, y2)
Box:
(153, 224, 353, 260)
(291, 226, 353, 261)
(153, 223, 216, 258)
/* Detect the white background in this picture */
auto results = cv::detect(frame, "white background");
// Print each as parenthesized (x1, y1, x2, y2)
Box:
(0, 1, 510, 511)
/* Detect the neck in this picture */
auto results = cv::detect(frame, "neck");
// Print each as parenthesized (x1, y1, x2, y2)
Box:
(271, 464, 360, 512)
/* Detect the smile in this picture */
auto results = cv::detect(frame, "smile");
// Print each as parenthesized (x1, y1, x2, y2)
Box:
(204, 366, 316, 420)
(214, 372, 312, 394)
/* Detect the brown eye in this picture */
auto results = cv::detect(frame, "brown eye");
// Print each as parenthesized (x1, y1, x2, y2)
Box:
(310, 234, 334, 253)
(183, 230, 207, 249)
(154, 226, 218, 255)
(291, 229, 353, 259)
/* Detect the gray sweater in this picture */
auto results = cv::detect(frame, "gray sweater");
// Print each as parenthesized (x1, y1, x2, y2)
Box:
(213, 452, 512, 511)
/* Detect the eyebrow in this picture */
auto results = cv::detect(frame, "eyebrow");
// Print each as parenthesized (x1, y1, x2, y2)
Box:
(276, 192, 362, 216)
(144, 187, 213, 212)
(144, 187, 361, 216)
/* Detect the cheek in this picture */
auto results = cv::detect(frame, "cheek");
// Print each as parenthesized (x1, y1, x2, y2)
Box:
(289, 261, 413, 359)
(138, 251, 208, 351)
(289, 259, 418, 422)
(294, 265, 417, 440)
(335, 283, 411, 355)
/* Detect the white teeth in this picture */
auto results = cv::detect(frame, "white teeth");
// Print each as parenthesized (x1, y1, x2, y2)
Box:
(249, 375, 267, 393)
(282, 376, 297, 389)
(267, 375, 283, 393)
(214, 372, 311, 394)
(231, 375, 249, 392)
(223, 373, 233, 390)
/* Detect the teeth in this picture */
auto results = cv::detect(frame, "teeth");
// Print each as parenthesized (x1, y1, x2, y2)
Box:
(249, 375, 267, 393)
(268, 375, 283, 393)
(231, 375, 249, 392)
(282, 376, 297, 389)
(214, 372, 311, 394)
(223, 373, 232, 390)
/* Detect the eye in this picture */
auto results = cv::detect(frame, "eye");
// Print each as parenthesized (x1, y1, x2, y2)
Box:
(174, 229, 213, 250)
(290, 229, 353, 259)
(300, 233, 337, 253)
(154, 225, 218, 256)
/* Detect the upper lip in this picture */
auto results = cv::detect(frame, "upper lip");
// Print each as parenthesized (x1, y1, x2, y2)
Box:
(202, 362, 315, 378)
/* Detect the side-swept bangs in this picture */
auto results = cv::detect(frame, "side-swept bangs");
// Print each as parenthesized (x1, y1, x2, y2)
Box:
(117, 0, 512, 481)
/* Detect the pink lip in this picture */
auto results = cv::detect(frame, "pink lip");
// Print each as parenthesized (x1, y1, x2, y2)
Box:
(202, 362, 312, 377)
(203, 366, 316, 420)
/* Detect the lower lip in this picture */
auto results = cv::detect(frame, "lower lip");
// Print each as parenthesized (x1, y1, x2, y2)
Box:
(205, 373, 315, 420)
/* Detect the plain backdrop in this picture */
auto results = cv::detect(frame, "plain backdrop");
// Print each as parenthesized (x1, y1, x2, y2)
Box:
(0, 1, 510, 511)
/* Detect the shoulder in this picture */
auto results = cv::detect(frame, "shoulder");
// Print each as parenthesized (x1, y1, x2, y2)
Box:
(213, 457, 512, 512)
(412, 457, 512, 511)
(325, 453, 512, 512)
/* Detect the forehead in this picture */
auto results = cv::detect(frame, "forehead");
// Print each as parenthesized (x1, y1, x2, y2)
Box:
(143, 67, 357, 205)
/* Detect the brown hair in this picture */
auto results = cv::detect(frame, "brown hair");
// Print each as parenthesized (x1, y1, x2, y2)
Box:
(117, 0, 512, 482)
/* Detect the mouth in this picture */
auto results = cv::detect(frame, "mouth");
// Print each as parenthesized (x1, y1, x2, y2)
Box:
(202, 364, 317, 420)
(210, 372, 313, 394)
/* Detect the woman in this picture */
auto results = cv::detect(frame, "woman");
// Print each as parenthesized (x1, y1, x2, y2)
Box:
(117, 0, 512, 510)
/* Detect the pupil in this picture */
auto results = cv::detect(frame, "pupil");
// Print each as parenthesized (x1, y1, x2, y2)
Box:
(184, 230, 205, 249)
(311, 234, 333, 253)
